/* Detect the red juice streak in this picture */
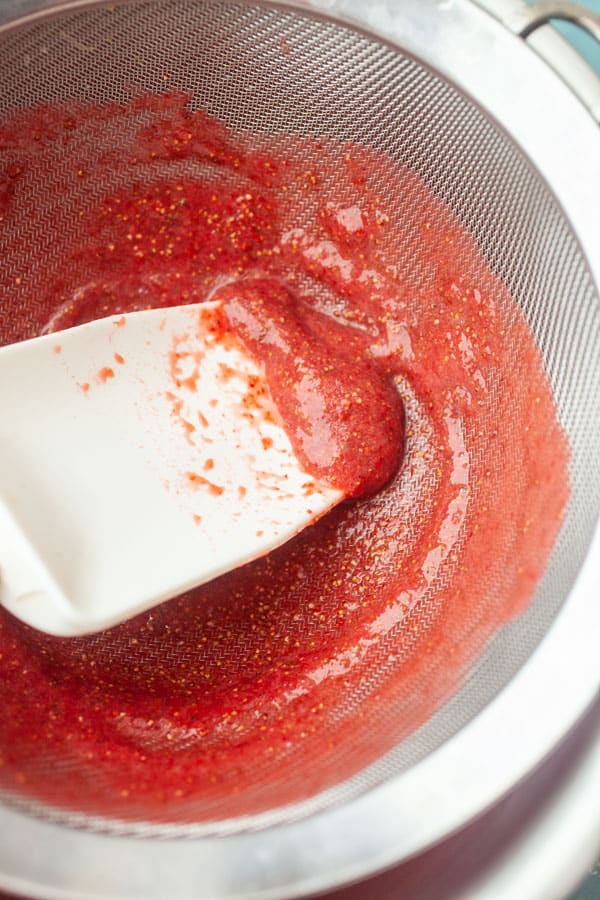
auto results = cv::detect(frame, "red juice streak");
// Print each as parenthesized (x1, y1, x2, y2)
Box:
(217, 278, 404, 497)
(186, 472, 224, 496)
(97, 366, 115, 383)
(0, 94, 569, 823)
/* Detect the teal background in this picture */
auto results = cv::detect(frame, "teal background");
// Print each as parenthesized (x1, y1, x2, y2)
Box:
(573, 864, 600, 900)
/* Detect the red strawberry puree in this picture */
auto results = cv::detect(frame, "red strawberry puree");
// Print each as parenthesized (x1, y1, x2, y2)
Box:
(0, 94, 569, 824)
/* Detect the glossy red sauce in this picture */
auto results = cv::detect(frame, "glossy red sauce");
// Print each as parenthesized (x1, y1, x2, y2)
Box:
(0, 94, 569, 823)
(218, 278, 404, 497)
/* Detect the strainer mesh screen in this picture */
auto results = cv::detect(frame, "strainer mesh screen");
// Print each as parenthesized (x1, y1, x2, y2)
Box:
(0, 0, 599, 836)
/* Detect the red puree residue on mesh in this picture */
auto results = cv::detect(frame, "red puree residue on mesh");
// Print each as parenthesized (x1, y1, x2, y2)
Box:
(218, 279, 405, 498)
(0, 94, 569, 823)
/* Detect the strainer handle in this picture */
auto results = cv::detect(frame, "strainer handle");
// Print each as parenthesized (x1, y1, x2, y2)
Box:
(516, 1, 600, 41)
(501, 0, 600, 123)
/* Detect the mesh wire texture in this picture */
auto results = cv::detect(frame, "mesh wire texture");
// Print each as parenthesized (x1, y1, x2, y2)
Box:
(0, 0, 598, 836)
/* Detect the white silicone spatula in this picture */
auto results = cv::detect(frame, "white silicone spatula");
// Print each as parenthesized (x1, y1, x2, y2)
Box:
(0, 302, 343, 636)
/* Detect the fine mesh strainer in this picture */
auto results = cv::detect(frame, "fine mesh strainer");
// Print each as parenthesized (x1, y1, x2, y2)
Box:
(0, 0, 599, 897)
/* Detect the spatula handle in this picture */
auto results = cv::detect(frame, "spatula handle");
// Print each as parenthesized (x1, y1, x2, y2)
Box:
(0, 499, 74, 634)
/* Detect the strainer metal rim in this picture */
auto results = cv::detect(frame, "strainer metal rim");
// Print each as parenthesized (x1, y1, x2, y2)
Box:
(0, 0, 599, 897)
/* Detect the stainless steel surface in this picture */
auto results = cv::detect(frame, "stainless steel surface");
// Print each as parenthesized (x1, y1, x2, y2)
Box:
(0, 0, 599, 896)
(315, 699, 600, 900)
(476, 0, 600, 120)
(517, 0, 600, 40)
